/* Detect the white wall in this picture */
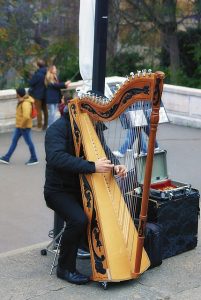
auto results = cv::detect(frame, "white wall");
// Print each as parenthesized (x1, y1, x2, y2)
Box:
(162, 84, 201, 128)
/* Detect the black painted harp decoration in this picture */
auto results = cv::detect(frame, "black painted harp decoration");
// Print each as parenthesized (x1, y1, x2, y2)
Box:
(121, 86, 150, 104)
(69, 104, 80, 146)
(153, 77, 162, 106)
(91, 208, 106, 275)
(82, 175, 93, 210)
(81, 174, 106, 275)
(73, 120, 80, 146)
(80, 85, 150, 120)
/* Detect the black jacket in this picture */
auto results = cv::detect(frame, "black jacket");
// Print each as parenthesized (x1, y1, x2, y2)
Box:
(28, 67, 47, 100)
(45, 82, 66, 104)
(44, 113, 96, 192)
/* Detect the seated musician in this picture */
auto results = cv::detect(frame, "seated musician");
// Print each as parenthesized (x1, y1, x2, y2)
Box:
(44, 104, 127, 285)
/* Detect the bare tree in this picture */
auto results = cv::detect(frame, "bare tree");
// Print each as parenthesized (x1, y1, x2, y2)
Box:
(122, 0, 180, 82)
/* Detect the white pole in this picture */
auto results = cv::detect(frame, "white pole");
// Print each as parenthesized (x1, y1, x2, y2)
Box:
(79, 0, 96, 93)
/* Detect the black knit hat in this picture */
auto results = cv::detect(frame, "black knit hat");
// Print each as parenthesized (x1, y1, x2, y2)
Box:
(16, 88, 26, 97)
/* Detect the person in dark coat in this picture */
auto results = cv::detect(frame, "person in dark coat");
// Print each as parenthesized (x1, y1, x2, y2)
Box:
(28, 59, 48, 130)
(44, 108, 127, 285)
(45, 65, 71, 127)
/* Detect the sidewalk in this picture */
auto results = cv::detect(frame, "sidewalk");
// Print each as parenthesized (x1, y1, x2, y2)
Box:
(0, 238, 200, 300)
(0, 123, 200, 299)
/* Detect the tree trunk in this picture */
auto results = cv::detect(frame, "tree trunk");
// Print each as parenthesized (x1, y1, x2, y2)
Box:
(168, 33, 180, 82)
(160, 0, 180, 83)
(107, 0, 121, 58)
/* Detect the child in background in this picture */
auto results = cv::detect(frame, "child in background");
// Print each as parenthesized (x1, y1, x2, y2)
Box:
(0, 88, 38, 165)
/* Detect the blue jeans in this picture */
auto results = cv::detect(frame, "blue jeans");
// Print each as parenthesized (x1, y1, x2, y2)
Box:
(4, 128, 37, 161)
(119, 127, 147, 154)
(47, 104, 58, 127)
(143, 125, 159, 150)
(118, 127, 158, 154)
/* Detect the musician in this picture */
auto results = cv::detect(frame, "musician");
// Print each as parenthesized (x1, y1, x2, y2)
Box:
(44, 105, 127, 285)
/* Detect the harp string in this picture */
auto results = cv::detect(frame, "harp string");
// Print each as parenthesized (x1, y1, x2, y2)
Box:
(96, 100, 153, 258)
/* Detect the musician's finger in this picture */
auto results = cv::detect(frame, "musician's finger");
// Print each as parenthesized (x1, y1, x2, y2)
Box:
(99, 157, 109, 162)
(114, 166, 119, 173)
(104, 163, 114, 169)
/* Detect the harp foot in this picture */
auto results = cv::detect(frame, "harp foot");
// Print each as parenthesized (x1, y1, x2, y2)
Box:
(99, 281, 108, 290)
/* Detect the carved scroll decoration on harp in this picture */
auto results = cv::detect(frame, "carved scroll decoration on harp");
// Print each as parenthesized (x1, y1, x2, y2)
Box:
(68, 71, 165, 283)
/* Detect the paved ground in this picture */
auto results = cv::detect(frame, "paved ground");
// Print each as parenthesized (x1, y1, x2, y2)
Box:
(0, 130, 52, 253)
(0, 123, 201, 299)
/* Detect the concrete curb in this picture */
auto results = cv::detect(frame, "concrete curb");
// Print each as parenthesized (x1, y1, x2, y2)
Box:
(0, 241, 49, 258)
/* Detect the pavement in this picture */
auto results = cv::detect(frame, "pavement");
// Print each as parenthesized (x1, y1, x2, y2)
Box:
(0, 123, 201, 299)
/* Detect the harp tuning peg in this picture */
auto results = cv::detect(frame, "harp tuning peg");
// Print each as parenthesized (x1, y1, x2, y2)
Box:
(91, 93, 96, 101)
(148, 69, 152, 76)
(100, 97, 104, 104)
(130, 72, 135, 78)
(125, 75, 130, 81)
(103, 97, 108, 104)
(95, 96, 99, 103)
(137, 70, 141, 77)
(142, 69, 147, 76)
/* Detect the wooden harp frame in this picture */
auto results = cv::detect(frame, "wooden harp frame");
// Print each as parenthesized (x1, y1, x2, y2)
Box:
(68, 71, 165, 283)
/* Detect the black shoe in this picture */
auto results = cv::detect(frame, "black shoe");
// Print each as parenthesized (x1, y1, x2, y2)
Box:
(77, 248, 90, 259)
(57, 266, 90, 285)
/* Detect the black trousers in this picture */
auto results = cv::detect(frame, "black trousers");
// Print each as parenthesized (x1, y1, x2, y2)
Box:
(44, 189, 88, 272)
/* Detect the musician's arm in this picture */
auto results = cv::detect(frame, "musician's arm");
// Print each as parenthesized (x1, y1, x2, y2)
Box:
(45, 121, 96, 174)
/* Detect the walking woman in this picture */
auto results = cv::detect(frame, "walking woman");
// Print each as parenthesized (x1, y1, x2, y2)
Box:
(45, 65, 71, 127)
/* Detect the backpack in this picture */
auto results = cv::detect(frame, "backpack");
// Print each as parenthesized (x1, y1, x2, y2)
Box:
(31, 103, 37, 119)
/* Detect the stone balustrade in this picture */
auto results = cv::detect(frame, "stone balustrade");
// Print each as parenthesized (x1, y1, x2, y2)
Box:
(1, 81, 201, 133)
(162, 84, 201, 128)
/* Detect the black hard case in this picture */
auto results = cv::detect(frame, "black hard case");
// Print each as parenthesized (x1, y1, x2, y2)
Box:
(147, 189, 200, 259)
(135, 150, 191, 200)
(134, 219, 163, 268)
(144, 222, 163, 268)
(131, 150, 200, 259)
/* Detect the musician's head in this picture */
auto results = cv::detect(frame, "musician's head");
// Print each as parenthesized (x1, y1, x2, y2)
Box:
(59, 92, 71, 115)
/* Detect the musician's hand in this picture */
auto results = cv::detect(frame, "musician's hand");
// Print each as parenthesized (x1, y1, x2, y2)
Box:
(95, 157, 114, 173)
(114, 164, 127, 178)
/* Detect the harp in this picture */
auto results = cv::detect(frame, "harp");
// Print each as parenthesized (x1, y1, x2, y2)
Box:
(68, 70, 165, 286)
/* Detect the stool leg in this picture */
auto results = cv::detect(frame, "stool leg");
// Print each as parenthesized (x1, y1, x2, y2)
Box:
(50, 228, 64, 275)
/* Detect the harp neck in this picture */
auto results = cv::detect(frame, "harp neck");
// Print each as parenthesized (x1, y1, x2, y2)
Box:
(74, 71, 165, 122)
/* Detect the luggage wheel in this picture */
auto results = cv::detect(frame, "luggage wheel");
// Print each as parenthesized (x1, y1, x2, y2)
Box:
(99, 281, 108, 290)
